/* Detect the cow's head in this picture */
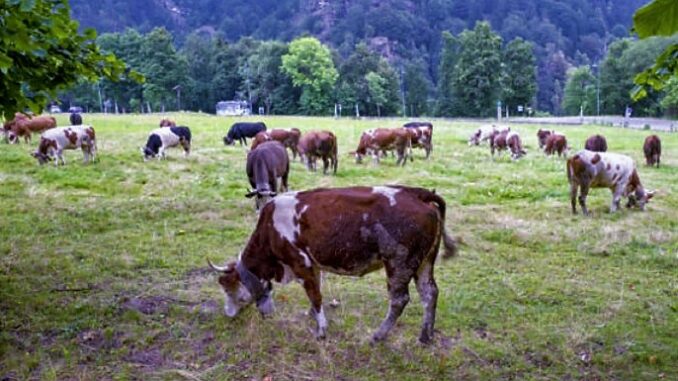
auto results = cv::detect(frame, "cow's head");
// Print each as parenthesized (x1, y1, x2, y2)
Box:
(139, 146, 156, 161)
(7, 131, 19, 144)
(245, 189, 277, 210)
(467, 130, 481, 146)
(223, 136, 235, 146)
(207, 258, 274, 317)
(31, 151, 52, 165)
(627, 189, 655, 211)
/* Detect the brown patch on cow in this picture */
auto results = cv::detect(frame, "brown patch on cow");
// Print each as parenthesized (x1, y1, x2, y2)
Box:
(64, 129, 78, 145)
(38, 138, 57, 155)
(567, 155, 586, 182)
(159, 118, 176, 127)
(591, 154, 601, 164)
(616, 164, 620, 170)
(606, 163, 611, 170)
(627, 169, 640, 190)
(85, 127, 96, 141)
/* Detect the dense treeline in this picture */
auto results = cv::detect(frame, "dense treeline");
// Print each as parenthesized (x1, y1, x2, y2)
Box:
(66, 0, 650, 116)
(57, 24, 678, 118)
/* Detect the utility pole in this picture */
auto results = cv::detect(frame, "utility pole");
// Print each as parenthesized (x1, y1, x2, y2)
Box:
(592, 63, 600, 116)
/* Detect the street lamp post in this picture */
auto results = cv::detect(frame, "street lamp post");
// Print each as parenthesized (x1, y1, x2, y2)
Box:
(592, 63, 600, 116)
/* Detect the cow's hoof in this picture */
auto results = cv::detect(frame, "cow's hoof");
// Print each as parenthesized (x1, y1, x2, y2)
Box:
(418, 332, 433, 345)
(315, 329, 326, 340)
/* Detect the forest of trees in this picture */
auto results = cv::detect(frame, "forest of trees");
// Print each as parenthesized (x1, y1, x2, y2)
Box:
(56, 0, 678, 117)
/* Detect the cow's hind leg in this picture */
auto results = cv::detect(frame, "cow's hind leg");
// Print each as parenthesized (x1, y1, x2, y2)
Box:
(579, 182, 590, 216)
(415, 256, 438, 344)
(295, 267, 327, 339)
(570, 182, 578, 214)
(372, 263, 412, 343)
(322, 156, 329, 175)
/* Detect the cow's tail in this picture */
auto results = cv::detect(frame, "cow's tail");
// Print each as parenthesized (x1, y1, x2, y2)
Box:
(408, 188, 458, 259)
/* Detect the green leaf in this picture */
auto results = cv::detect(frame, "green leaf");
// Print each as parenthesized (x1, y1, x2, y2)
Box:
(633, 0, 678, 38)
(19, 0, 36, 12)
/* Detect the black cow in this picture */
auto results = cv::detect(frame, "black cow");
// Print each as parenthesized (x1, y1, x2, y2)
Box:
(223, 122, 267, 146)
(245, 141, 290, 210)
(69, 113, 83, 125)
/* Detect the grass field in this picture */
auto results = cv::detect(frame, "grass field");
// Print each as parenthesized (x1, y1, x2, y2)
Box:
(1, 113, 676, 380)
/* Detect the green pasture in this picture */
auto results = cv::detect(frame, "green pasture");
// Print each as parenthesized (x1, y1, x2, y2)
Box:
(0, 113, 676, 380)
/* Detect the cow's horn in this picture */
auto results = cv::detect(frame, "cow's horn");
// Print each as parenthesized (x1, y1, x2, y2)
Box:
(207, 258, 229, 272)
(245, 189, 258, 198)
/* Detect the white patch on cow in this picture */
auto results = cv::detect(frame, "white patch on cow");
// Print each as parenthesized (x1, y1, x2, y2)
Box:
(372, 186, 400, 206)
(272, 192, 300, 244)
(298, 249, 312, 268)
(316, 306, 328, 330)
(362, 213, 369, 222)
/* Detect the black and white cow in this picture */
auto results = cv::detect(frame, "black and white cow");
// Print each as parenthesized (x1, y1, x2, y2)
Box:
(141, 126, 192, 160)
(223, 122, 267, 146)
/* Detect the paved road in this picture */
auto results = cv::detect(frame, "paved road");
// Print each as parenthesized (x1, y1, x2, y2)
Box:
(508, 116, 677, 132)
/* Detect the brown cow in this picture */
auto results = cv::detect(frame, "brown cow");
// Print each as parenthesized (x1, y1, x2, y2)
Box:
(584, 134, 607, 152)
(159, 118, 176, 127)
(567, 150, 654, 215)
(643, 135, 661, 167)
(544, 133, 568, 157)
(245, 141, 289, 210)
(536, 129, 553, 149)
(207, 185, 457, 343)
(355, 128, 411, 166)
(251, 128, 302, 160)
(297, 130, 338, 174)
(491, 130, 526, 160)
(4, 113, 57, 144)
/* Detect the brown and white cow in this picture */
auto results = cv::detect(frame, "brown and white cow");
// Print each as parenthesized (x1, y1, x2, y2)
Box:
(584, 134, 607, 152)
(536, 129, 556, 149)
(491, 130, 526, 160)
(251, 128, 302, 160)
(159, 118, 176, 127)
(567, 150, 654, 215)
(355, 128, 411, 166)
(643, 135, 661, 167)
(544, 133, 569, 157)
(297, 130, 338, 175)
(4, 113, 57, 144)
(404, 126, 432, 159)
(207, 185, 457, 343)
(32, 125, 97, 166)
(469, 124, 509, 146)
(245, 141, 290, 210)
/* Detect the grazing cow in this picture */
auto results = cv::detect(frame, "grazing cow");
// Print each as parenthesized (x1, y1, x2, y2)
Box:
(297, 130, 338, 174)
(32, 125, 96, 166)
(643, 135, 661, 167)
(491, 130, 526, 159)
(404, 126, 432, 159)
(207, 185, 457, 343)
(468, 124, 509, 146)
(251, 128, 302, 160)
(544, 133, 569, 157)
(223, 122, 267, 146)
(245, 141, 290, 210)
(159, 118, 176, 127)
(536, 129, 555, 149)
(4, 113, 57, 144)
(141, 126, 192, 160)
(567, 150, 654, 215)
(69, 113, 83, 125)
(584, 134, 607, 152)
(355, 128, 411, 166)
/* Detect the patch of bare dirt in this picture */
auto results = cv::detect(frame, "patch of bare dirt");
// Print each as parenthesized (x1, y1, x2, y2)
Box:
(76, 329, 123, 352)
(121, 296, 171, 315)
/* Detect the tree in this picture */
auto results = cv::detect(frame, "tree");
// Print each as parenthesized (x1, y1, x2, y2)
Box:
(660, 76, 678, 116)
(562, 66, 596, 115)
(632, 0, 678, 99)
(281, 37, 338, 115)
(244, 41, 293, 114)
(0, 0, 139, 119)
(501, 38, 537, 114)
(366, 72, 387, 117)
(436, 31, 460, 116)
(139, 28, 188, 112)
(452, 21, 503, 117)
(404, 62, 430, 116)
(600, 39, 633, 115)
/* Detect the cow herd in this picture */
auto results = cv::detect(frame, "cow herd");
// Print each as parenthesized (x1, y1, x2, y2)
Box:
(2, 113, 666, 344)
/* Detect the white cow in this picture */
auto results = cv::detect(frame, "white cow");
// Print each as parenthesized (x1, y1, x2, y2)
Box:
(32, 125, 97, 166)
(567, 150, 654, 215)
(468, 124, 509, 146)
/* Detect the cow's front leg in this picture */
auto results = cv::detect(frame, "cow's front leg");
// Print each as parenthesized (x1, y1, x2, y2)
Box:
(322, 157, 329, 175)
(610, 183, 624, 213)
(372, 263, 412, 343)
(298, 268, 326, 339)
(58, 149, 66, 166)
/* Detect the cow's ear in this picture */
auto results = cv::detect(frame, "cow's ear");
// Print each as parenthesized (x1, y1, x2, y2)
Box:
(646, 190, 655, 200)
